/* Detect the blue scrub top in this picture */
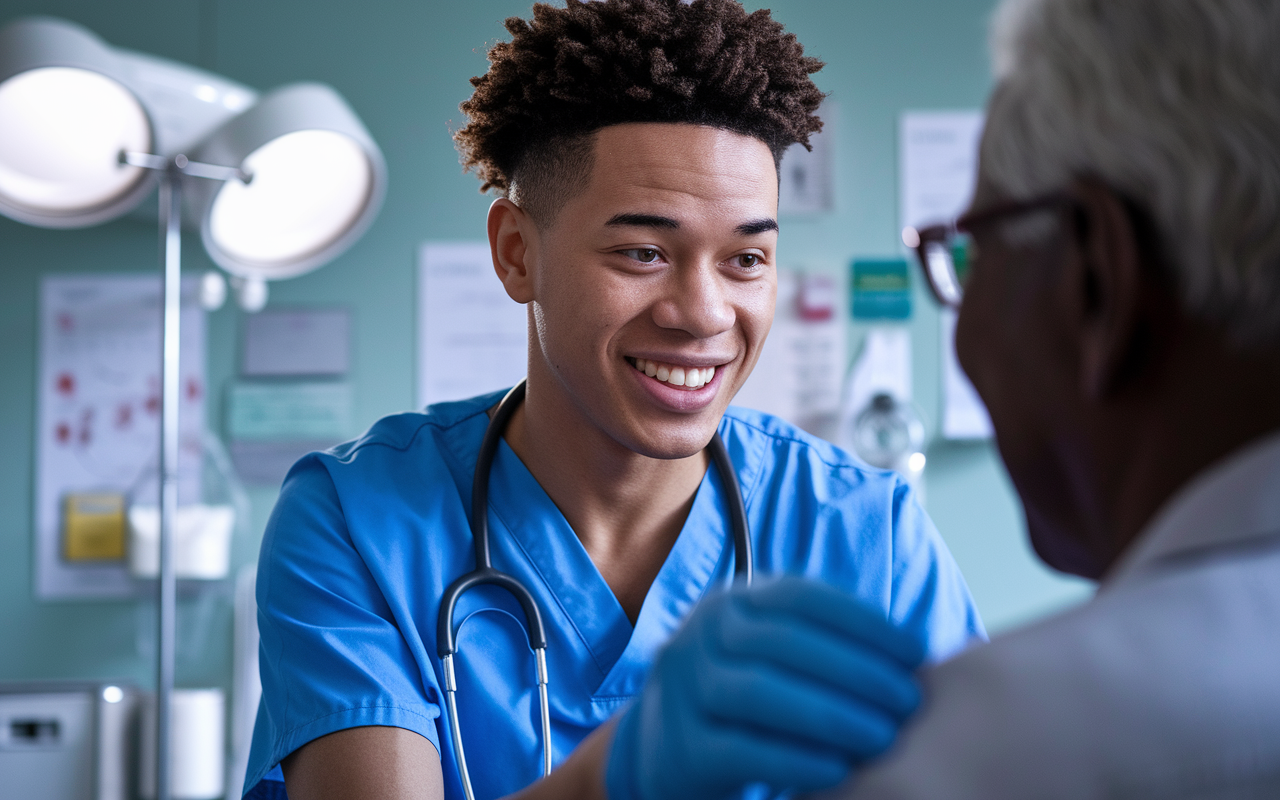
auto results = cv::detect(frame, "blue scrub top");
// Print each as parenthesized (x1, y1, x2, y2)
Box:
(244, 390, 985, 799)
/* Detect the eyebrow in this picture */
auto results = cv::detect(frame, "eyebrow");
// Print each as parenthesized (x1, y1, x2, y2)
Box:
(605, 213, 679, 229)
(604, 213, 779, 236)
(736, 218, 779, 236)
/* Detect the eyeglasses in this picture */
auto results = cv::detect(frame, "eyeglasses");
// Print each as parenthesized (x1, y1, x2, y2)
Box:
(902, 192, 1071, 308)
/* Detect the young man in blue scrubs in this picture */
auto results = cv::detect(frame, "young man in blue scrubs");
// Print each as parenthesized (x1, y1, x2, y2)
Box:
(244, 1, 984, 798)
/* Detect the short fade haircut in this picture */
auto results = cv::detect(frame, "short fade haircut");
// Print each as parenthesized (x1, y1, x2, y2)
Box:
(454, 0, 825, 226)
(984, 0, 1280, 347)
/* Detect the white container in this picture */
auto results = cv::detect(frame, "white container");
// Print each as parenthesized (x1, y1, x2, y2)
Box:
(129, 504, 234, 580)
(139, 688, 225, 800)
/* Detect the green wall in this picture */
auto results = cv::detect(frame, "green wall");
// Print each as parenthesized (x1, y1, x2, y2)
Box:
(0, 0, 1088, 696)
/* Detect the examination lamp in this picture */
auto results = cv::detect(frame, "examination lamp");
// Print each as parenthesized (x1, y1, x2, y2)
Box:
(0, 16, 385, 800)
(190, 82, 385, 294)
(0, 16, 155, 227)
(0, 16, 386, 310)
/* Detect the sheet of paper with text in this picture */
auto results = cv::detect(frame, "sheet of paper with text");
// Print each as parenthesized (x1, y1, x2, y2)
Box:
(417, 242, 529, 409)
(900, 111, 993, 439)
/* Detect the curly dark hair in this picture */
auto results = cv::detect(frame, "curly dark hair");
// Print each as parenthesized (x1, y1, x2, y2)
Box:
(455, 0, 825, 223)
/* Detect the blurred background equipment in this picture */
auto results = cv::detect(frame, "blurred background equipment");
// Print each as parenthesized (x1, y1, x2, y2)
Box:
(0, 682, 139, 800)
(0, 17, 386, 311)
(0, 15, 384, 800)
(851, 392, 928, 488)
(138, 689, 225, 800)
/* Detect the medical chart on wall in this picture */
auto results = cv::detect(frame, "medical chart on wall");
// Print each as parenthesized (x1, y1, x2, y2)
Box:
(778, 101, 837, 216)
(900, 111, 993, 439)
(734, 270, 846, 440)
(417, 242, 528, 409)
(241, 307, 351, 377)
(900, 111, 984, 231)
(36, 275, 205, 599)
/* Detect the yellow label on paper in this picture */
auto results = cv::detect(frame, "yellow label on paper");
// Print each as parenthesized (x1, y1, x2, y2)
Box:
(63, 493, 126, 561)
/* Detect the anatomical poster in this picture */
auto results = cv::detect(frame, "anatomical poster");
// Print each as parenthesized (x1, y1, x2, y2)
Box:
(35, 274, 204, 599)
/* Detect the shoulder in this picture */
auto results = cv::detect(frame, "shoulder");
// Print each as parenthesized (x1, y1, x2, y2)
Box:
(940, 540, 1280, 703)
(721, 405, 901, 497)
(720, 405, 919, 543)
(323, 389, 503, 464)
(282, 389, 505, 486)
(264, 390, 504, 555)
(722, 405, 873, 469)
(722, 407, 986, 655)
(850, 544, 1280, 798)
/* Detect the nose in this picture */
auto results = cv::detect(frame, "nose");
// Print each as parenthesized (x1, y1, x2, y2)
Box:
(651, 259, 735, 339)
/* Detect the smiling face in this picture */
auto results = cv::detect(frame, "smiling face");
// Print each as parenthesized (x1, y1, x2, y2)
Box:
(515, 123, 779, 460)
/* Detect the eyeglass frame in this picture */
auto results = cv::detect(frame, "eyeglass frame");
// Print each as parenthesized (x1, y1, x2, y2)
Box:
(902, 191, 1073, 308)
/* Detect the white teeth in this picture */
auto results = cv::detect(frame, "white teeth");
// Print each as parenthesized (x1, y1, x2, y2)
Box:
(633, 358, 718, 389)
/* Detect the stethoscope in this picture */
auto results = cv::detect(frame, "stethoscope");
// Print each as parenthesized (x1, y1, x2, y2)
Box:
(437, 379, 754, 800)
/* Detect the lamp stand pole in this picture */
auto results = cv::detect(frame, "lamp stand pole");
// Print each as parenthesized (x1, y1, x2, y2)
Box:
(156, 166, 182, 800)
(124, 150, 246, 800)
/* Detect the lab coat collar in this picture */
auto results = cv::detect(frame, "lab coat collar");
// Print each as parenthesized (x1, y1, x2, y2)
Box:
(1106, 426, 1280, 586)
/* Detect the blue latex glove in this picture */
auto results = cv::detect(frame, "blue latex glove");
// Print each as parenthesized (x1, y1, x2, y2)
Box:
(605, 576, 926, 800)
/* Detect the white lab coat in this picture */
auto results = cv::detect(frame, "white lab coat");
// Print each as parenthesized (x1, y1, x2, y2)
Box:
(835, 429, 1280, 799)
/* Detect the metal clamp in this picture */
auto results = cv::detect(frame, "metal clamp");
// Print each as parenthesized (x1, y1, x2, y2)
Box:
(119, 150, 252, 184)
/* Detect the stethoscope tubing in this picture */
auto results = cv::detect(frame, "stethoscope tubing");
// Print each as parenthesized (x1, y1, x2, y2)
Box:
(437, 378, 752, 800)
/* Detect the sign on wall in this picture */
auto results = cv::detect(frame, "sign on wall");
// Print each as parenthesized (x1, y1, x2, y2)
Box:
(900, 111, 993, 439)
(36, 275, 205, 599)
(417, 241, 528, 409)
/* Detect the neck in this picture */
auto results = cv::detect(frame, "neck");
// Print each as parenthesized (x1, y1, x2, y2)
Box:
(1083, 328, 1280, 576)
(502, 372, 710, 623)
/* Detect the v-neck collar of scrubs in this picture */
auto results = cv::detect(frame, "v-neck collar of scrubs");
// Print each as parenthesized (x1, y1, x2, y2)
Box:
(457, 415, 744, 700)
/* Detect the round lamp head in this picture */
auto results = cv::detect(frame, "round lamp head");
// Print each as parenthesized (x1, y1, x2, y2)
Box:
(0, 17, 155, 227)
(208, 129, 372, 266)
(191, 83, 386, 281)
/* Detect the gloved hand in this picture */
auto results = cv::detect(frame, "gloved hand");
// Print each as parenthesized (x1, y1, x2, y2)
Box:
(604, 575, 925, 800)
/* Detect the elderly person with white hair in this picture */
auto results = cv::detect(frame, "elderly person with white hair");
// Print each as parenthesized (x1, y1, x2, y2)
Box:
(600, 1, 1280, 797)
(824, 0, 1280, 796)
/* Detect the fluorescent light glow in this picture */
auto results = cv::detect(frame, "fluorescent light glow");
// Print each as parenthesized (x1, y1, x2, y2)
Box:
(0, 67, 150, 213)
(208, 129, 372, 270)
(102, 685, 124, 703)
(222, 91, 251, 111)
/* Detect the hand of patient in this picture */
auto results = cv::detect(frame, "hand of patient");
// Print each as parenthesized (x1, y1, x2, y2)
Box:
(604, 575, 925, 800)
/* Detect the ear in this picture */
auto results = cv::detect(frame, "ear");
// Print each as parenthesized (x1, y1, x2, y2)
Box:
(488, 197, 538, 304)
(1069, 179, 1147, 400)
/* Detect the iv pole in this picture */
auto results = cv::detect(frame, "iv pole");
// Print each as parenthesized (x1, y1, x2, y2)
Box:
(123, 150, 248, 800)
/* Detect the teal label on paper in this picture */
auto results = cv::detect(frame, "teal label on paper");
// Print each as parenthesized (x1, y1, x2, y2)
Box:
(851, 258, 912, 320)
(227, 382, 352, 441)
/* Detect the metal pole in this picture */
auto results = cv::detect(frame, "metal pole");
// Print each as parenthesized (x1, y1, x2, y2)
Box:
(156, 168, 183, 800)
